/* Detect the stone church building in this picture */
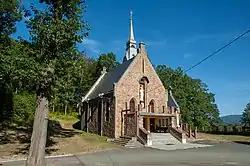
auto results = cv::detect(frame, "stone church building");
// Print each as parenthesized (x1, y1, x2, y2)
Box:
(80, 11, 184, 144)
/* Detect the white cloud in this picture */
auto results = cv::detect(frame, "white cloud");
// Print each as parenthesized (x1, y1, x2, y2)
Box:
(186, 33, 237, 44)
(183, 53, 194, 59)
(81, 38, 101, 54)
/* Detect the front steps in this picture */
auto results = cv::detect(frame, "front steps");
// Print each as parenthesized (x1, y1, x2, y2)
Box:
(109, 132, 184, 148)
(151, 133, 182, 145)
(109, 136, 144, 148)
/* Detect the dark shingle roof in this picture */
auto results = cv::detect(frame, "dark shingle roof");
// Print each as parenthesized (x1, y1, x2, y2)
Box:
(87, 57, 135, 100)
(167, 90, 179, 108)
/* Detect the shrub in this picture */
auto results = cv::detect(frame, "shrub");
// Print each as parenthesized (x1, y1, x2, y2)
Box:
(13, 91, 36, 127)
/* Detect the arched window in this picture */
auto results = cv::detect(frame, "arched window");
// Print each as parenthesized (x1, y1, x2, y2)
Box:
(130, 98, 136, 112)
(149, 100, 155, 113)
(139, 77, 149, 109)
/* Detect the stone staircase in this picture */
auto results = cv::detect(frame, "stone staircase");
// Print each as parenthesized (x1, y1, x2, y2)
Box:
(110, 136, 144, 148)
(151, 133, 182, 146)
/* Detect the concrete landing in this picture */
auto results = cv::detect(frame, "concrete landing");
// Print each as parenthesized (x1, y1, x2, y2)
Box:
(148, 133, 213, 151)
(148, 142, 213, 151)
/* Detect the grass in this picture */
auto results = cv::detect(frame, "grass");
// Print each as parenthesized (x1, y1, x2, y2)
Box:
(79, 131, 117, 149)
(199, 132, 250, 142)
(80, 132, 108, 141)
(49, 112, 118, 149)
(49, 111, 79, 123)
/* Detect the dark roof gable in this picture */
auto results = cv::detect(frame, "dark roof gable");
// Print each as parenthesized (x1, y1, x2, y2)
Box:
(86, 57, 135, 100)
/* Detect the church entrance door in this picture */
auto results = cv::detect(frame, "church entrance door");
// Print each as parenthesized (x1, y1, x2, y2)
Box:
(150, 118, 156, 132)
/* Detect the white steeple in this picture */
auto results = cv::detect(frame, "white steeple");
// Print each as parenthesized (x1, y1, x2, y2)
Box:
(123, 10, 137, 62)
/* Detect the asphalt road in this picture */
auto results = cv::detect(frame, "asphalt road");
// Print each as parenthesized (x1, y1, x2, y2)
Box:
(1, 141, 250, 166)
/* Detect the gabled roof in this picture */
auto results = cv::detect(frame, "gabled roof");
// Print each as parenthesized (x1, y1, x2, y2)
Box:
(167, 89, 180, 109)
(82, 57, 135, 101)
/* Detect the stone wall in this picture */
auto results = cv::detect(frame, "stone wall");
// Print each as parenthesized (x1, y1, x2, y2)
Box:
(114, 43, 167, 138)
(102, 96, 116, 138)
(124, 113, 137, 137)
(87, 99, 99, 135)
(85, 93, 116, 138)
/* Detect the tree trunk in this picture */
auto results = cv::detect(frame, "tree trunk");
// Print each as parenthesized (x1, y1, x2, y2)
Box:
(64, 104, 67, 115)
(52, 105, 55, 112)
(26, 94, 49, 166)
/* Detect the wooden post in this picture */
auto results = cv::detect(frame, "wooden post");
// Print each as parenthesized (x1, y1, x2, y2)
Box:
(80, 104, 84, 130)
(86, 102, 89, 132)
(100, 98, 103, 136)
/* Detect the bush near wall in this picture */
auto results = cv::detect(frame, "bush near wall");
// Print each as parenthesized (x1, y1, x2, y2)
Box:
(12, 91, 36, 127)
(200, 124, 250, 136)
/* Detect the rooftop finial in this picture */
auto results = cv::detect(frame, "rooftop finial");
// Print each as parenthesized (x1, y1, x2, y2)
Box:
(130, 9, 133, 20)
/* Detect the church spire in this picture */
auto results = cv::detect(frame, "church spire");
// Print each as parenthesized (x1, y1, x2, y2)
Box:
(129, 10, 135, 41)
(123, 9, 137, 62)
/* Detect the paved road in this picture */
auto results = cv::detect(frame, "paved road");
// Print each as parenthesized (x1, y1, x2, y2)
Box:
(1, 141, 250, 166)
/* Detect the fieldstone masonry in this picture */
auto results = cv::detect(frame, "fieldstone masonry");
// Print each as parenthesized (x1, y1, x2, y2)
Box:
(80, 11, 182, 141)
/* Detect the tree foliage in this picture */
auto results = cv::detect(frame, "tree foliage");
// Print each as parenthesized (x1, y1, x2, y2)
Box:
(93, 52, 120, 79)
(0, 0, 22, 42)
(24, 0, 90, 165)
(241, 102, 250, 126)
(156, 65, 220, 129)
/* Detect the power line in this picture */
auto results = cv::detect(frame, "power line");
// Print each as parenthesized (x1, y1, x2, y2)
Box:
(146, 28, 250, 94)
(184, 28, 250, 73)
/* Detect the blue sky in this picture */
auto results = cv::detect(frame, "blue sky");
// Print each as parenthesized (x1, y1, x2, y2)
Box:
(14, 0, 250, 116)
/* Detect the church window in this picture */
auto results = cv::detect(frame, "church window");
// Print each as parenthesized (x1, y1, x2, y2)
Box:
(149, 100, 155, 113)
(130, 98, 136, 112)
(139, 83, 145, 108)
(105, 102, 110, 121)
(142, 59, 144, 73)
(139, 77, 149, 109)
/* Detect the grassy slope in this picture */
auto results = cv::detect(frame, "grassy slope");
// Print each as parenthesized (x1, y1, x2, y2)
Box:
(49, 112, 118, 150)
(199, 133, 250, 142)
(0, 112, 118, 160)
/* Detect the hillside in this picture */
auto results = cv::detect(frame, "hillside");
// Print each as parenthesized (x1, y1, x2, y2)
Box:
(221, 115, 242, 124)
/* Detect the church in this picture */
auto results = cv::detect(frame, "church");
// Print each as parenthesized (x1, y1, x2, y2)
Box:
(79, 11, 186, 145)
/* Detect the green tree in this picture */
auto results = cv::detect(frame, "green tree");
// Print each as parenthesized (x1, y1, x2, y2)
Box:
(156, 65, 220, 129)
(241, 102, 250, 126)
(25, 0, 89, 165)
(0, 0, 33, 125)
(93, 52, 120, 80)
(0, 0, 22, 43)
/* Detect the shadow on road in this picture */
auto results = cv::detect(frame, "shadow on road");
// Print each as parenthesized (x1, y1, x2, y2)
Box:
(234, 141, 250, 146)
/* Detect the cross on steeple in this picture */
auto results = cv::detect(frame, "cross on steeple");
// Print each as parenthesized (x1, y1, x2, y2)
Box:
(130, 9, 133, 20)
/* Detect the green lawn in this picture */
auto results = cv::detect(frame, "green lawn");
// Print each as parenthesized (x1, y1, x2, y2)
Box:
(199, 133, 250, 142)
(49, 111, 79, 123)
